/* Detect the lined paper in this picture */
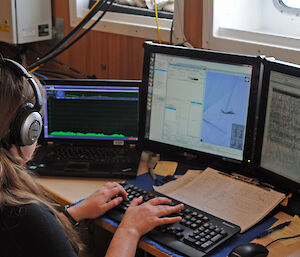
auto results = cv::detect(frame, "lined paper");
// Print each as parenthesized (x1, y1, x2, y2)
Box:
(155, 167, 285, 233)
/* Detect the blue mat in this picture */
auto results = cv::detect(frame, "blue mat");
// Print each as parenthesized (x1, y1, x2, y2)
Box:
(100, 216, 277, 257)
(100, 173, 278, 256)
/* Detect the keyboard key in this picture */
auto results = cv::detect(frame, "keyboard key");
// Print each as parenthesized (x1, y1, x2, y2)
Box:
(184, 236, 197, 244)
(201, 240, 213, 249)
(175, 232, 184, 238)
(211, 234, 222, 242)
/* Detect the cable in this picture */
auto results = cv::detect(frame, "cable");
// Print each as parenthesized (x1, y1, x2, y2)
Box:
(40, 0, 106, 59)
(28, 0, 108, 71)
(34, 0, 114, 69)
(55, 0, 115, 56)
(27, 46, 96, 79)
(265, 234, 300, 248)
(50, 58, 96, 79)
(37, 69, 80, 79)
(32, 72, 48, 80)
(29, 66, 40, 74)
(38, 73, 65, 79)
(28, 0, 112, 71)
(154, 0, 162, 44)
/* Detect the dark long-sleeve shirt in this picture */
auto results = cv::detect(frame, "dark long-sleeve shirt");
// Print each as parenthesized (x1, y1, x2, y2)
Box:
(0, 203, 77, 257)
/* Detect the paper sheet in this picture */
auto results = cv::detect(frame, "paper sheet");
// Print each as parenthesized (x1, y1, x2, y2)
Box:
(270, 215, 300, 246)
(154, 169, 202, 194)
(153, 161, 178, 176)
(154, 167, 285, 233)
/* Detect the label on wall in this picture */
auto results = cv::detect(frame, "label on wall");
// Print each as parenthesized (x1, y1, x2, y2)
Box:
(38, 24, 49, 37)
(0, 24, 10, 32)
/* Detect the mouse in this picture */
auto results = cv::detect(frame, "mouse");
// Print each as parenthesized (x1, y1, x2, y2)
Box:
(228, 243, 269, 257)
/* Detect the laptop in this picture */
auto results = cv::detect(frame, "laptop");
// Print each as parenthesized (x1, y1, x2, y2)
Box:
(28, 79, 142, 178)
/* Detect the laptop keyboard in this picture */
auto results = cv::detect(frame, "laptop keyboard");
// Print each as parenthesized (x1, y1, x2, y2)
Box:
(54, 145, 132, 165)
(106, 181, 241, 257)
(28, 144, 141, 178)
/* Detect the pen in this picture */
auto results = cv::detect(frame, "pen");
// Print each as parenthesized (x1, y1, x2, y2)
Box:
(256, 221, 291, 238)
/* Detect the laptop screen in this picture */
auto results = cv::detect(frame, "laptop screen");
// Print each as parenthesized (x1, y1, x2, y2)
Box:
(41, 80, 140, 142)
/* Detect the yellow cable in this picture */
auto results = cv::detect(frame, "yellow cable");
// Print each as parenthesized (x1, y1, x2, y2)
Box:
(154, 0, 162, 44)
(75, 0, 103, 28)
(29, 66, 40, 74)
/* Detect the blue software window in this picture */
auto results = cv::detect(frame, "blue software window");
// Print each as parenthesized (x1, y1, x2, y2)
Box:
(146, 53, 252, 161)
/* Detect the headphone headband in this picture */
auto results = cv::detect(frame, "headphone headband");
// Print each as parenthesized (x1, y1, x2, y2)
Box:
(2, 58, 43, 111)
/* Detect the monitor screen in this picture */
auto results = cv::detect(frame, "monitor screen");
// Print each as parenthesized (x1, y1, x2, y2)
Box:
(140, 42, 260, 163)
(41, 80, 140, 142)
(259, 64, 300, 184)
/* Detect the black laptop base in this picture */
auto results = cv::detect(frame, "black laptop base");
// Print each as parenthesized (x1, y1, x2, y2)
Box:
(28, 144, 141, 179)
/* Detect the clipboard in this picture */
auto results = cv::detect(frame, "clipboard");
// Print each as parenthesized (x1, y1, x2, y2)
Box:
(155, 167, 286, 233)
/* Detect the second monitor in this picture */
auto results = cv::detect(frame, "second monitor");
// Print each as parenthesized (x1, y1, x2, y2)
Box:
(140, 42, 261, 166)
(254, 59, 300, 194)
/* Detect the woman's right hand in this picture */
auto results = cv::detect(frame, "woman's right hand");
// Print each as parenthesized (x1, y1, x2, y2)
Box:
(118, 196, 184, 239)
(67, 182, 127, 222)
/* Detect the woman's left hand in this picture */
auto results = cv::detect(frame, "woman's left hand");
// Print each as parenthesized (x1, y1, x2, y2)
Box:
(67, 182, 127, 221)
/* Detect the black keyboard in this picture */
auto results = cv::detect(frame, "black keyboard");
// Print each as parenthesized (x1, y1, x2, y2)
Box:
(106, 181, 241, 257)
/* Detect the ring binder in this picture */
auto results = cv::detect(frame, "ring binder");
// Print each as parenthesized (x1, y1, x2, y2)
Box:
(217, 171, 273, 191)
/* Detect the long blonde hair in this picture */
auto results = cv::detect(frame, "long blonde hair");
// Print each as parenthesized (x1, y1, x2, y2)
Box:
(0, 64, 82, 252)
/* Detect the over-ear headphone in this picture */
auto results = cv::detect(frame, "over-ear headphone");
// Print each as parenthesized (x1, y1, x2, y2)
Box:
(2, 58, 43, 146)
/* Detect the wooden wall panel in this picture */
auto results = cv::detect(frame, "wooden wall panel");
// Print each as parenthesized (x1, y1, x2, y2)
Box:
(184, 0, 203, 48)
(36, 0, 203, 80)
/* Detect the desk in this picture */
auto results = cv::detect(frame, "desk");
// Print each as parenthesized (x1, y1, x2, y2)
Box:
(35, 161, 300, 257)
(36, 160, 172, 257)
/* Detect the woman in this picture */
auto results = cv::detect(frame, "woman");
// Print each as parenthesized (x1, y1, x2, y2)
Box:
(0, 59, 184, 257)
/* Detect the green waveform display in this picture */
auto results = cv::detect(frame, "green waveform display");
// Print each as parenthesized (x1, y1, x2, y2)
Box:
(50, 131, 126, 138)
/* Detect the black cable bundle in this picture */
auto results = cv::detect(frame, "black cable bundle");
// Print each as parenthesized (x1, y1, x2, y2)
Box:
(28, 0, 115, 71)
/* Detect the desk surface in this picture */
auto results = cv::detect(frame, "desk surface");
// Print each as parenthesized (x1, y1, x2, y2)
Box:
(35, 159, 172, 257)
(35, 159, 147, 205)
(35, 161, 300, 257)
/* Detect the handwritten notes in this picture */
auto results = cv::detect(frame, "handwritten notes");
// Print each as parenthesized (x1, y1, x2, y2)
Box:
(155, 167, 285, 233)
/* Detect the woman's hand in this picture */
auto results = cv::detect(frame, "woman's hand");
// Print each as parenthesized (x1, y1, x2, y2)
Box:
(67, 182, 127, 221)
(118, 196, 184, 239)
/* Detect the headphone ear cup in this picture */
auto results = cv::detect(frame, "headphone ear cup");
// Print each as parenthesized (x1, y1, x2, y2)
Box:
(10, 103, 43, 146)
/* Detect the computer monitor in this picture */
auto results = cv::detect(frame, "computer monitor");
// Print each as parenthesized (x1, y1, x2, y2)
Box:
(140, 42, 261, 166)
(41, 79, 140, 144)
(254, 59, 300, 193)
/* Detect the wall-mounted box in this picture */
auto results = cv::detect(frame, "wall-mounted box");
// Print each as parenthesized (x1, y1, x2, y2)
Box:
(0, 0, 52, 44)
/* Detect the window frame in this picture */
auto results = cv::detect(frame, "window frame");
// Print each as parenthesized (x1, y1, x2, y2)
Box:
(202, 0, 300, 64)
(274, 0, 300, 14)
(278, 0, 300, 10)
(69, 0, 185, 44)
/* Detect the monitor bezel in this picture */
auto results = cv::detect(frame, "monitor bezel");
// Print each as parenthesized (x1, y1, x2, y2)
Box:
(254, 59, 300, 194)
(139, 41, 261, 167)
(40, 79, 141, 146)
